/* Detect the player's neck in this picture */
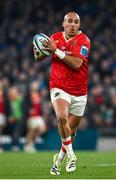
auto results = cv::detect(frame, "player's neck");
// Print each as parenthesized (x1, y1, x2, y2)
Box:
(63, 31, 82, 41)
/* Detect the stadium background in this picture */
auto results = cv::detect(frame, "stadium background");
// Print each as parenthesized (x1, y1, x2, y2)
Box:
(0, 0, 116, 151)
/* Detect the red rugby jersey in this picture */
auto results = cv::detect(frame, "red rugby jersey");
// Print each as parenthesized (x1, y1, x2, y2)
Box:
(29, 93, 42, 117)
(49, 32, 91, 96)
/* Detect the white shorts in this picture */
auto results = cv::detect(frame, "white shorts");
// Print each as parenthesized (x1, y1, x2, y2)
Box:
(50, 88, 87, 116)
(28, 116, 46, 129)
(0, 113, 6, 127)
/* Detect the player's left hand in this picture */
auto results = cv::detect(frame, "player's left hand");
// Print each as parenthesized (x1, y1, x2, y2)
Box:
(42, 39, 58, 53)
(33, 44, 44, 61)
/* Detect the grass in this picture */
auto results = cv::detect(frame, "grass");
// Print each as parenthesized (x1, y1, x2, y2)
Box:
(0, 151, 116, 179)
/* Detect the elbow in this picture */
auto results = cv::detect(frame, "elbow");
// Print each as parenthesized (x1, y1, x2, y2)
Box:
(74, 58, 83, 70)
(73, 66, 78, 70)
(73, 63, 82, 70)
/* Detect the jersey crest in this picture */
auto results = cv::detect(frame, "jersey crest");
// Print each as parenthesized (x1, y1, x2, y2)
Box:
(71, 40, 78, 46)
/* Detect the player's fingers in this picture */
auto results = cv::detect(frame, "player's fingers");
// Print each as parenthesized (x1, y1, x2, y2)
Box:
(32, 43, 38, 51)
(54, 40, 59, 44)
(33, 47, 36, 52)
(42, 40, 49, 47)
(45, 38, 51, 42)
(33, 49, 38, 54)
(33, 45, 36, 50)
(42, 47, 52, 51)
(33, 46, 39, 53)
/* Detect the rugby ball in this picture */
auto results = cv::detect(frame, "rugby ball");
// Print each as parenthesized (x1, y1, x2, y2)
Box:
(33, 33, 51, 56)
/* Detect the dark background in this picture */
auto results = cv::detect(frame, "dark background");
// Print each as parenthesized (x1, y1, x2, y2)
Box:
(0, 0, 116, 149)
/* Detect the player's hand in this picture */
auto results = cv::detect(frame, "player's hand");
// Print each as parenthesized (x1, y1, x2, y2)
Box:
(42, 39, 58, 53)
(33, 45, 43, 61)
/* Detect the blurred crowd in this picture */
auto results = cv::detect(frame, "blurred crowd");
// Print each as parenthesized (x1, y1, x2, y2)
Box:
(0, 0, 116, 150)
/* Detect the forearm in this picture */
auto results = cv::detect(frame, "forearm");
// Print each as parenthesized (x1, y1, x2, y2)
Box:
(63, 55, 83, 70)
(54, 48, 83, 70)
(41, 40, 83, 69)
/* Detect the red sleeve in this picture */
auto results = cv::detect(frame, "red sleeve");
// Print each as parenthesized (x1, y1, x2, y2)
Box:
(72, 37, 90, 61)
(50, 32, 61, 40)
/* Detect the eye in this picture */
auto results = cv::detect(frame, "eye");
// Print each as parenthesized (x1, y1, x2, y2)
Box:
(75, 20, 79, 24)
(67, 19, 73, 23)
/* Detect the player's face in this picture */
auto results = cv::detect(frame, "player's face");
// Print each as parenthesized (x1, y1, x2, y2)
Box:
(63, 13, 80, 38)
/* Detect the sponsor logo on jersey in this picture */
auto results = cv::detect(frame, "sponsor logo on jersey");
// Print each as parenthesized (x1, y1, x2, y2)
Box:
(54, 92, 60, 97)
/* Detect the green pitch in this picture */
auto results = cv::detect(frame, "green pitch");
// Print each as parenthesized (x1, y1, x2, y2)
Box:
(0, 151, 116, 179)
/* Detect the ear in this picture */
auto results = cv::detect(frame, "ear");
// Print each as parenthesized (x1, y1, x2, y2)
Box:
(62, 21, 65, 28)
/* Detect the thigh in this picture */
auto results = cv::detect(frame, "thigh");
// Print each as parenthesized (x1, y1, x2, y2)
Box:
(50, 88, 71, 118)
(52, 99, 70, 119)
(68, 113, 82, 132)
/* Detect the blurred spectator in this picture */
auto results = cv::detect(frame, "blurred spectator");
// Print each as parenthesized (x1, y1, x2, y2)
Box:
(0, 82, 10, 151)
(8, 86, 23, 150)
(24, 81, 47, 152)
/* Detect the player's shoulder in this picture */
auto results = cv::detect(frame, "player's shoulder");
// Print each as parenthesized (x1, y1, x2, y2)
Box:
(79, 32, 90, 44)
(50, 32, 62, 39)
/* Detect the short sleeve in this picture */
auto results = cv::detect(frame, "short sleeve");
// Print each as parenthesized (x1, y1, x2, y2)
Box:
(72, 37, 90, 61)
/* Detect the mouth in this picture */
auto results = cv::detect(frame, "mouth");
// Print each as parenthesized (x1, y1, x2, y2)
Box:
(70, 28, 75, 32)
(69, 30, 75, 34)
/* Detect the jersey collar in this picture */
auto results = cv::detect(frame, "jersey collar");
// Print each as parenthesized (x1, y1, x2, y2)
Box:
(62, 31, 82, 42)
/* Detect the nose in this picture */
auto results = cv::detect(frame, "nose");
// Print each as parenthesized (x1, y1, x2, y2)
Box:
(71, 22, 75, 27)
